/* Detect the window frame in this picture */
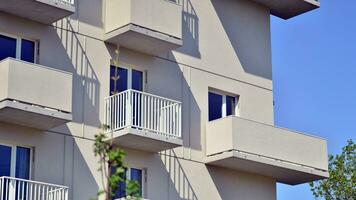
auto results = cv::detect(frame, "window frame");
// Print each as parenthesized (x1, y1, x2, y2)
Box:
(126, 167, 146, 198)
(0, 32, 38, 63)
(208, 89, 239, 121)
(109, 64, 147, 93)
(0, 142, 33, 180)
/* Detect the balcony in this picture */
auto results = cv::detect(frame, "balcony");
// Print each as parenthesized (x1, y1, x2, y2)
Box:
(206, 116, 329, 185)
(104, 0, 182, 56)
(104, 89, 182, 152)
(0, 58, 72, 130)
(0, 176, 69, 200)
(251, 0, 320, 19)
(0, 0, 75, 24)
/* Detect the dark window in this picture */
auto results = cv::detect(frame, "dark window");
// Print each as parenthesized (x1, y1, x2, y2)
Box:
(111, 167, 127, 198)
(15, 147, 31, 179)
(0, 34, 16, 61)
(0, 145, 12, 177)
(132, 69, 143, 91)
(209, 92, 222, 121)
(110, 66, 128, 95)
(226, 95, 236, 116)
(130, 168, 143, 196)
(21, 39, 35, 63)
(111, 168, 143, 199)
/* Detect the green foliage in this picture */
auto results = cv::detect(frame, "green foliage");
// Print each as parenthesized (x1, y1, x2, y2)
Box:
(93, 132, 141, 200)
(309, 139, 356, 200)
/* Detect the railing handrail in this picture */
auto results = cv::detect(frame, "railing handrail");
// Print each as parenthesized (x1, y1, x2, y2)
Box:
(0, 176, 68, 189)
(105, 89, 182, 104)
(105, 89, 182, 138)
(57, 0, 75, 5)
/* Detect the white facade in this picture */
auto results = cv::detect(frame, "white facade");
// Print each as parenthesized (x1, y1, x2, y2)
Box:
(0, 0, 327, 200)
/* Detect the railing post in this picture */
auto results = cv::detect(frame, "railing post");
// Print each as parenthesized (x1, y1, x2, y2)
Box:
(9, 178, 15, 200)
(126, 90, 132, 127)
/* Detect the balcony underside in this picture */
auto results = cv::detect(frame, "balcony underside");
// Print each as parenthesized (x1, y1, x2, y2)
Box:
(251, 0, 320, 19)
(206, 150, 328, 185)
(107, 127, 182, 152)
(0, 0, 75, 24)
(105, 24, 182, 56)
(0, 100, 72, 130)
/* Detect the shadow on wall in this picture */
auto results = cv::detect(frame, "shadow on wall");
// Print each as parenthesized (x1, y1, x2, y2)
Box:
(72, 139, 100, 200)
(160, 150, 199, 200)
(145, 53, 202, 152)
(175, 0, 201, 58)
(69, 0, 104, 29)
(52, 19, 101, 128)
(210, 0, 272, 80)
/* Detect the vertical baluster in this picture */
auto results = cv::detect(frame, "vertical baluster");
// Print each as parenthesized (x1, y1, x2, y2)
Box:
(46, 185, 49, 200)
(163, 100, 165, 135)
(104, 99, 107, 131)
(123, 92, 126, 127)
(147, 96, 151, 130)
(134, 92, 138, 127)
(29, 183, 32, 200)
(21, 180, 25, 200)
(169, 103, 172, 135)
(119, 93, 122, 128)
(178, 103, 182, 138)
(143, 94, 146, 130)
(113, 96, 116, 130)
(4, 178, 6, 200)
(153, 97, 156, 132)
(126, 90, 132, 127)
(109, 98, 111, 131)
(140, 92, 143, 129)
(0, 178, 2, 200)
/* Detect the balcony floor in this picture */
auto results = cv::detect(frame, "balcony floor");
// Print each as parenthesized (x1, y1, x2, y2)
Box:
(205, 150, 329, 185)
(0, 100, 72, 130)
(0, 0, 75, 24)
(107, 127, 183, 152)
(105, 24, 182, 56)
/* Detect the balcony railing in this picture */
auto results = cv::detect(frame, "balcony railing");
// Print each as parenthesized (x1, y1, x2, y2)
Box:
(54, 0, 75, 6)
(105, 89, 182, 139)
(0, 176, 68, 200)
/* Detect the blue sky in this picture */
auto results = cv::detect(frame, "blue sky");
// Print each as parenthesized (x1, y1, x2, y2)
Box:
(272, 1, 356, 199)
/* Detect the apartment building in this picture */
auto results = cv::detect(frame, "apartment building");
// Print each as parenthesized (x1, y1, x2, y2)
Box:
(0, 0, 328, 199)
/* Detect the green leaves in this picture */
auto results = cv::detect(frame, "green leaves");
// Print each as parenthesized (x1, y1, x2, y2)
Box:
(309, 139, 356, 200)
(93, 132, 141, 200)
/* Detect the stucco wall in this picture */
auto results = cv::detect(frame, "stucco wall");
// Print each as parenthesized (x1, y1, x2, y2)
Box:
(0, 0, 276, 199)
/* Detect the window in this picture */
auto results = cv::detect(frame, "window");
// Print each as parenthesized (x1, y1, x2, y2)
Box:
(0, 144, 31, 179)
(110, 66, 144, 95)
(208, 91, 238, 121)
(112, 167, 145, 199)
(0, 33, 36, 63)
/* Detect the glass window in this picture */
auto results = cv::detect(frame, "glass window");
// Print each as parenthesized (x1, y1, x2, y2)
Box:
(0, 145, 12, 177)
(110, 66, 128, 95)
(226, 95, 236, 116)
(209, 92, 223, 121)
(21, 39, 35, 63)
(112, 167, 127, 199)
(15, 147, 31, 179)
(112, 168, 143, 199)
(130, 168, 143, 196)
(110, 66, 144, 95)
(209, 91, 238, 121)
(0, 34, 17, 61)
(132, 70, 143, 91)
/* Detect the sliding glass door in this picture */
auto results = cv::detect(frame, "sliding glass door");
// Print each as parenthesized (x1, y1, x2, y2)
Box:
(0, 144, 31, 179)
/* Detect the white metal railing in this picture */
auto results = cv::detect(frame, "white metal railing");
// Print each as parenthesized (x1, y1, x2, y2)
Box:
(0, 176, 68, 200)
(105, 89, 182, 138)
(55, 0, 75, 6)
